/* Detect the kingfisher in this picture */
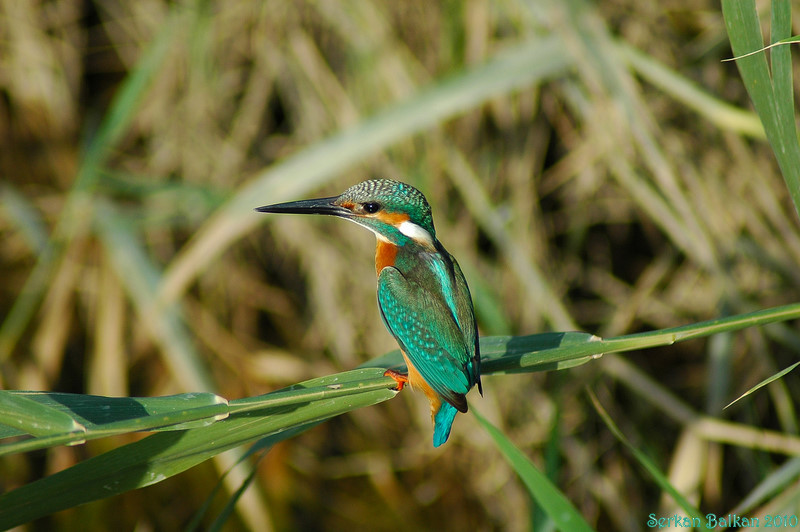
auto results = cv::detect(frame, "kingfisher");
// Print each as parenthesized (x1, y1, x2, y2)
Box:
(256, 179, 481, 446)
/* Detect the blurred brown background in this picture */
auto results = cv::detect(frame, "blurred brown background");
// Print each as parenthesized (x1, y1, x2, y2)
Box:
(2, 0, 800, 530)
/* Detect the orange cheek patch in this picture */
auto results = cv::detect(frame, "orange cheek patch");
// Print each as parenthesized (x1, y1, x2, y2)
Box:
(376, 211, 410, 225)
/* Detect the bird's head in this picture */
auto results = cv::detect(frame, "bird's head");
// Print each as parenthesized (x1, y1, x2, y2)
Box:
(256, 179, 437, 249)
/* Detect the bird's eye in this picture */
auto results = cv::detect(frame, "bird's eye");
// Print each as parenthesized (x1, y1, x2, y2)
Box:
(362, 202, 382, 214)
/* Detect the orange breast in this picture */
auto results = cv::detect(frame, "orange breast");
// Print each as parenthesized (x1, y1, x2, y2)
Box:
(375, 239, 398, 274)
(401, 351, 442, 422)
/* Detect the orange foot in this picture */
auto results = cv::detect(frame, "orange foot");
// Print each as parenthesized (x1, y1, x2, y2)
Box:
(383, 369, 409, 391)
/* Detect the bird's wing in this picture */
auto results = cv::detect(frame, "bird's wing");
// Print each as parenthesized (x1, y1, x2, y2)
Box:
(378, 266, 472, 408)
(449, 252, 481, 392)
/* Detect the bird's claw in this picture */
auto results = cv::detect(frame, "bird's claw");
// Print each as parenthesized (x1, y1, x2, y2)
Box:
(383, 369, 409, 391)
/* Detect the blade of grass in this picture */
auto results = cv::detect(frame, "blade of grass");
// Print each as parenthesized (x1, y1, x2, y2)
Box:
(724, 361, 800, 410)
(0, 392, 85, 437)
(0, 369, 393, 456)
(722, 0, 800, 218)
(186, 444, 271, 532)
(0, 393, 230, 456)
(536, 396, 564, 531)
(0, 370, 397, 529)
(207, 452, 264, 532)
(480, 303, 800, 373)
(769, 0, 792, 114)
(473, 408, 595, 532)
(724, 35, 800, 60)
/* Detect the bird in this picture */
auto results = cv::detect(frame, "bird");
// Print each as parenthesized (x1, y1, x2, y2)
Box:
(256, 179, 481, 447)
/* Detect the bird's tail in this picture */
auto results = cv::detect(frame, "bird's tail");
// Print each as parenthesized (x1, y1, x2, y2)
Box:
(432, 402, 459, 447)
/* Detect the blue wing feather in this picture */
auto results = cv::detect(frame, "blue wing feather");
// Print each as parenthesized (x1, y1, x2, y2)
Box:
(378, 266, 474, 407)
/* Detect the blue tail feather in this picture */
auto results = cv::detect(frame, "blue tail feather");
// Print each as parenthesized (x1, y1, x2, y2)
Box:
(433, 402, 459, 447)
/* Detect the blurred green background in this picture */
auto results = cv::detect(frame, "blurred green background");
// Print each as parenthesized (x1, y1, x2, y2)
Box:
(2, 0, 800, 530)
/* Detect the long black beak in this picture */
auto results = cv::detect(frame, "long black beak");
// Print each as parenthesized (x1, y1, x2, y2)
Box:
(255, 196, 351, 217)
